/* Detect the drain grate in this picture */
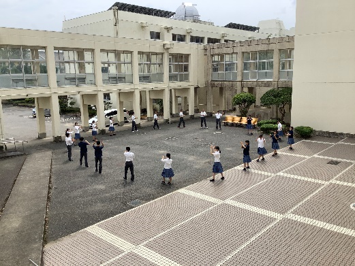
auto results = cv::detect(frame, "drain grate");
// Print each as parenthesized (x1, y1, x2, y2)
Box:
(128, 199, 146, 207)
(327, 160, 341, 165)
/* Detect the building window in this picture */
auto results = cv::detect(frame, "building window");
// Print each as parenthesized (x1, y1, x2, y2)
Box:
(190, 36, 204, 44)
(169, 54, 189, 82)
(207, 38, 220, 44)
(243, 51, 273, 80)
(55, 49, 95, 86)
(138, 52, 163, 83)
(0, 46, 48, 88)
(211, 54, 237, 81)
(280, 49, 294, 80)
(101, 51, 132, 84)
(172, 34, 186, 42)
(150, 31, 161, 40)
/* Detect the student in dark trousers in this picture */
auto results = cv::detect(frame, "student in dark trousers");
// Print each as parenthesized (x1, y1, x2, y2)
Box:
(65, 133, 73, 161)
(200, 109, 208, 128)
(287, 126, 295, 150)
(153, 111, 160, 130)
(78, 137, 90, 167)
(178, 109, 185, 128)
(124, 147, 135, 181)
(131, 112, 138, 132)
(241, 140, 251, 171)
(271, 131, 280, 156)
(93, 140, 104, 174)
(215, 111, 222, 130)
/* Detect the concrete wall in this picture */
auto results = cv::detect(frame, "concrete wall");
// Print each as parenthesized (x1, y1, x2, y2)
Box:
(292, 0, 355, 134)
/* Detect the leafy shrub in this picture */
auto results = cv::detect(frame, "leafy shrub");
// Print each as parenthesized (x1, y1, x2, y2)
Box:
(257, 119, 278, 127)
(295, 126, 313, 138)
(232, 92, 256, 117)
(260, 124, 278, 134)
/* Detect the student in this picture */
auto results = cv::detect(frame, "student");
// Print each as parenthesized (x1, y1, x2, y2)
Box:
(271, 131, 280, 156)
(177, 109, 185, 128)
(210, 145, 224, 182)
(153, 111, 160, 130)
(247, 115, 253, 135)
(65, 133, 73, 161)
(215, 111, 222, 130)
(161, 153, 174, 185)
(256, 134, 267, 162)
(73, 122, 81, 145)
(124, 147, 135, 181)
(91, 121, 98, 141)
(241, 140, 251, 171)
(78, 137, 90, 167)
(65, 128, 73, 138)
(93, 140, 104, 174)
(287, 126, 295, 150)
(277, 120, 283, 141)
(108, 117, 116, 136)
(131, 112, 138, 132)
(200, 109, 208, 128)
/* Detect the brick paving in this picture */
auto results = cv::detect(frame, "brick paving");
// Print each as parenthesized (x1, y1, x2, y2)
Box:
(43, 138, 355, 266)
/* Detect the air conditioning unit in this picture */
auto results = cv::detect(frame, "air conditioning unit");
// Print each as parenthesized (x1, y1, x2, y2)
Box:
(163, 42, 174, 50)
(140, 22, 148, 28)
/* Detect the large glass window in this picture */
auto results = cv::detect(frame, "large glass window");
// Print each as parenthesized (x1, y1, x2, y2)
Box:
(101, 51, 132, 84)
(55, 49, 95, 87)
(207, 38, 220, 44)
(190, 36, 204, 44)
(280, 49, 294, 80)
(150, 31, 161, 40)
(243, 51, 273, 80)
(0, 46, 48, 88)
(138, 52, 163, 83)
(169, 54, 189, 82)
(211, 54, 237, 81)
(172, 34, 186, 42)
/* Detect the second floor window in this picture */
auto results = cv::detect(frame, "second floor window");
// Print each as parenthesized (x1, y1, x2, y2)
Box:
(138, 52, 163, 83)
(211, 54, 237, 81)
(172, 34, 186, 42)
(101, 51, 132, 84)
(280, 49, 294, 80)
(150, 31, 161, 40)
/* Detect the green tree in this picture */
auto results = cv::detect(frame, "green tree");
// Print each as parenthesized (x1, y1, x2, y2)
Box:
(260, 87, 292, 122)
(232, 92, 256, 117)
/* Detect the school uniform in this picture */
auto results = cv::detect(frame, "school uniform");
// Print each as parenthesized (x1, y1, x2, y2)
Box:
(200, 111, 207, 128)
(74, 125, 81, 140)
(288, 130, 295, 145)
(131, 115, 138, 132)
(215, 113, 222, 130)
(247, 117, 253, 129)
(271, 134, 280, 150)
(91, 123, 98, 136)
(124, 151, 135, 180)
(65, 136, 73, 161)
(161, 158, 174, 178)
(178, 111, 185, 128)
(153, 114, 160, 129)
(93, 143, 104, 174)
(257, 138, 267, 155)
(212, 151, 223, 173)
(108, 119, 115, 132)
(78, 141, 89, 167)
(277, 122, 284, 136)
(243, 144, 251, 163)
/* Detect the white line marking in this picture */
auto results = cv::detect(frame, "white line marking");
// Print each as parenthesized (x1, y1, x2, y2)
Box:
(303, 140, 341, 145)
(133, 246, 181, 266)
(330, 180, 355, 188)
(179, 189, 223, 204)
(225, 200, 282, 219)
(314, 155, 355, 163)
(278, 173, 327, 184)
(278, 152, 309, 158)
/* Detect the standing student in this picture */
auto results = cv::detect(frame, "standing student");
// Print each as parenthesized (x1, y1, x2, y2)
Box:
(66, 128, 73, 138)
(93, 140, 104, 174)
(287, 126, 295, 150)
(153, 111, 160, 130)
(241, 140, 251, 171)
(210, 145, 224, 182)
(78, 137, 90, 167)
(131, 112, 138, 132)
(215, 111, 222, 130)
(124, 147, 135, 181)
(65, 133, 73, 161)
(200, 109, 208, 128)
(277, 120, 283, 141)
(108, 117, 116, 136)
(256, 134, 267, 162)
(91, 121, 98, 141)
(247, 115, 253, 135)
(161, 153, 174, 185)
(177, 109, 185, 128)
(271, 131, 280, 156)
(73, 122, 81, 145)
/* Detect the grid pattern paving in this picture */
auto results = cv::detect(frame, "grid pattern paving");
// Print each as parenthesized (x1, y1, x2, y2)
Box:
(43, 138, 355, 265)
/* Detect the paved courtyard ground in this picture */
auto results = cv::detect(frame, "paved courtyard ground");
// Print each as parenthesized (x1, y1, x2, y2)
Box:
(42, 126, 355, 264)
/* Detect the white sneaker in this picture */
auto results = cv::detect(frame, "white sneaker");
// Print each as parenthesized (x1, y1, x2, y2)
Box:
(132, 131, 134, 132)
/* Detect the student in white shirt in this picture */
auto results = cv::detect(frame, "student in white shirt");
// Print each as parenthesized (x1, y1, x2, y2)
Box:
(73, 122, 81, 145)
(131, 112, 138, 132)
(91, 121, 98, 141)
(177, 109, 185, 128)
(215, 111, 223, 130)
(200, 109, 208, 128)
(153, 111, 160, 130)
(108, 117, 116, 136)
(210, 145, 224, 182)
(161, 153, 174, 185)
(65, 133, 74, 161)
(256, 134, 267, 162)
(277, 120, 283, 140)
(124, 147, 135, 181)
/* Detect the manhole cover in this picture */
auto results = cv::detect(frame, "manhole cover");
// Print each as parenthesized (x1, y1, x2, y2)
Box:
(351, 203, 355, 210)
(128, 199, 146, 207)
(327, 160, 341, 165)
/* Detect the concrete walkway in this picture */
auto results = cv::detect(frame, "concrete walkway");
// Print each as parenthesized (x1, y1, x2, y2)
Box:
(43, 137, 355, 265)
(0, 151, 52, 266)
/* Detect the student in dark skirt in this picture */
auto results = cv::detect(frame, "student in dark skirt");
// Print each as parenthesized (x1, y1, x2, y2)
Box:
(91, 121, 98, 141)
(256, 134, 267, 162)
(108, 117, 116, 136)
(271, 130, 280, 156)
(246, 115, 253, 135)
(161, 153, 174, 185)
(241, 140, 251, 171)
(287, 126, 295, 150)
(210, 145, 225, 182)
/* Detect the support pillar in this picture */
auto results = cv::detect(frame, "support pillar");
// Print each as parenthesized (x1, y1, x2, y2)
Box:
(180, 97, 185, 112)
(0, 100, 5, 140)
(273, 48, 280, 82)
(133, 89, 141, 124)
(96, 92, 105, 131)
(194, 87, 199, 113)
(188, 86, 195, 118)
(146, 90, 153, 121)
(163, 87, 170, 121)
(206, 85, 213, 115)
(50, 94, 62, 142)
(171, 89, 177, 115)
(79, 95, 90, 131)
(132, 51, 139, 85)
(35, 98, 46, 139)
(219, 87, 225, 111)
(114, 92, 124, 125)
